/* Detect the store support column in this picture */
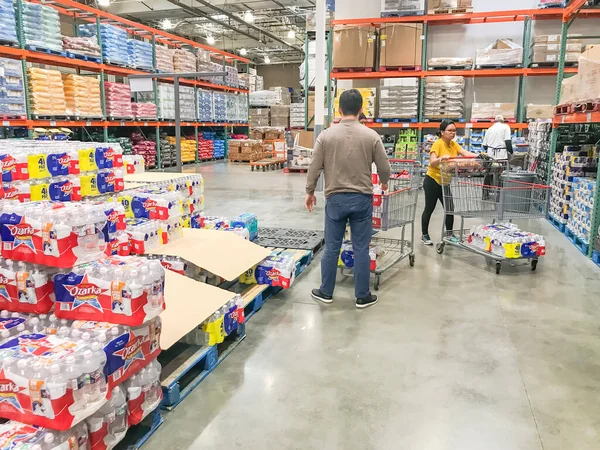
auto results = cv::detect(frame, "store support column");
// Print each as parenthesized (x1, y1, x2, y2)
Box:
(314, 0, 326, 191)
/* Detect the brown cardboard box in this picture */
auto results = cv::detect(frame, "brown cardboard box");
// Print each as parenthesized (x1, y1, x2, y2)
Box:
(526, 104, 554, 119)
(476, 39, 523, 67)
(471, 103, 516, 120)
(250, 129, 264, 140)
(379, 24, 422, 69)
(332, 25, 376, 70)
(293, 130, 315, 149)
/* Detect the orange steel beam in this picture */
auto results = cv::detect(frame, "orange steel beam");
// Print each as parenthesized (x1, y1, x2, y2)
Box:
(366, 122, 529, 130)
(563, 0, 587, 21)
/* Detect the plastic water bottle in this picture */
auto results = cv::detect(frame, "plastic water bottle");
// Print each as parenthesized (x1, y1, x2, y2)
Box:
(65, 355, 85, 410)
(108, 386, 128, 437)
(140, 266, 154, 306)
(91, 342, 107, 396)
(81, 350, 101, 403)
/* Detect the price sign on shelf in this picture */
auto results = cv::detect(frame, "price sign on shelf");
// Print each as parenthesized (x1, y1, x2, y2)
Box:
(2, 121, 9, 126)
(50, 121, 56, 126)
(587, 113, 593, 123)
(120, 121, 125, 126)
(402, 123, 409, 128)
(85, 121, 92, 126)
(144, 122, 149, 127)
(382, 123, 389, 128)
(465, 123, 473, 128)
(561, 116, 566, 124)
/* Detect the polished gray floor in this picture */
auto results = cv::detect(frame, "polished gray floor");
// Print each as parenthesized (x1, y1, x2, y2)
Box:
(146, 162, 600, 450)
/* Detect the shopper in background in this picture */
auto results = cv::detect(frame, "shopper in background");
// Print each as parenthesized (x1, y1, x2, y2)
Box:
(421, 120, 476, 246)
(483, 115, 513, 161)
(305, 89, 391, 309)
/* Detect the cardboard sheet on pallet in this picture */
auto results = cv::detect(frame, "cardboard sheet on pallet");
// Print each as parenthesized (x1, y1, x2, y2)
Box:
(161, 270, 236, 349)
(123, 181, 149, 190)
(124, 172, 189, 183)
(149, 229, 271, 281)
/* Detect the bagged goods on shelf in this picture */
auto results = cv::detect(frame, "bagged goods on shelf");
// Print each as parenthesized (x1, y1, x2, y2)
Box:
(428, 56, 473, 67)
(54, 255, 165, 325)
(124, 359, 161, 426)
(63, 74, 103, 118)
(197, 89, 213, 122)
(537, 0, 565, 7)
(332, 25, 376, 70)
(62, 36, 101, 58)
(28, 68, 67, 117)
(104, 82, 133, 119)
(131, 102, 157, 120)
(338, 241, 377, 271)
(128, 39, 153, 71)
(0, 57, 26, 117)
(155, 45, 174, 73)
(173, 48, 196, 73)
(79, 24, 132, 67)
(21, 2, 62, 52)
(0, 421, 90, 449)
(468, 223, 546, 259)
(471, 103, 516, 120)
(475, 39, 523, 67)
(526, 104, 553, 119)
(379, 24, 423, 68)
(0, 331, 108, 429)
(239, 255, 295, 289)
(0, 0, 18, 44)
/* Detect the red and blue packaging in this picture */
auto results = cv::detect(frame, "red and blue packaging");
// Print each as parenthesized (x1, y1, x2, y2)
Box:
(0, 265, 54, 314)
(240, 255, 295, 289)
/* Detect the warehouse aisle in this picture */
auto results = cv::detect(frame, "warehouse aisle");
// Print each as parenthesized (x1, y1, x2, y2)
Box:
(150, 162, 600, 450)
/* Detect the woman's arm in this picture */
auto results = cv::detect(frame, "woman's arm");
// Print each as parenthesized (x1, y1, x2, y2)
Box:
(429, 151, 451, 168)
(458, 147, 477, 158)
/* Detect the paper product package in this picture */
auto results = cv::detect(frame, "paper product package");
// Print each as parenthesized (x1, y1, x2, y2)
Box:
(338, 241, 378, 271)
(269, 87, 292, 105)
(173, 49, 196, 73)
(332, 25, 376, 70)
(0, 333, 108, 430)
(526, 104, 554, 119)
(79, 24, 132, 67)
(239, 255, 295, 289)
(475, 39, 523, 67)
(428, 56, 473, 68)
(0, 57, 26, 116)
(424, 76, 465, 120)
(0, 0, 18, 44)
(198, 89, 214, 122)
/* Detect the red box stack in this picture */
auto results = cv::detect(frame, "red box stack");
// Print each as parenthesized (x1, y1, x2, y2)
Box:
(198, 138, 214, 160)
(105, 82, 133, 118)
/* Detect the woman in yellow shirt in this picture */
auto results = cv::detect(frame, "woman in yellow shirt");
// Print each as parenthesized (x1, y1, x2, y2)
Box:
(421, 120, 475, 245)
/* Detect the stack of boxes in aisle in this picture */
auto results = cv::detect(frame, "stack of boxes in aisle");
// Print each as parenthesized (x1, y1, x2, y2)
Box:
(270, 105, 290, 128)
(226, 93, 249, 123)
(251, 107, 270, 127)
(21, 2, 62, 52)
(270, 87, 292, 105)
(378, 78, 418, 120)
(550, 146, 598, 229)
(423, 76, 464, 121)
(0, 0, 17, 44)
(527, 121, 552, 182)
(0, 57, 26, 117)
(532, 34, 583, 66)
(380, 0, 425, 16)
(560, 46, 600, 105)
(173, 48, 196, 73)
(156, 45, 175, 72)
(198, 89, 213, 122)
(335, 88, 376, 122)
(213, 92, 227, 122)
(128, 39, 154, 71)
(567, 177, 597, 245)
(228, 139, 262, 162)
(471, 103, 516, 121)
(27, 68, 67, 117)
(290, 103, 305, 128)
(63, 74, 102, 118)
(104, 82, 133, 119)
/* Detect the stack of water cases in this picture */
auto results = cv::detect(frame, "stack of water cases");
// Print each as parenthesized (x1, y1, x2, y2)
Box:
(27, 68, 67, 117)
(0, 141, 125, 202)
(21, 2, 62, 52)
(0, 0, 18, 45)
(213, 93, 227, 123)
(155, 45, 174, 73)
(0, 57, 26, 117)
(79, 24, 132, 67)
(128, 40, 153, 71)
(63, 74, 103, 119)
(197, 90, 213, 122)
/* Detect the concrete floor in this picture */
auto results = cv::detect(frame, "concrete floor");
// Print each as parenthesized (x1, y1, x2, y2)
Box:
(146, 162, 600, 450)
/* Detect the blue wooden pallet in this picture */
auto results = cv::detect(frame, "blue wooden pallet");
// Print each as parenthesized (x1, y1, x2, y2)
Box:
(375, 118, 418, 123)
(114, 406, 163, 450)
(159, 324, 245, 411)
(564, 227, 589, 256)
(65, 51, 102, 64)
(26, 45, 66, 57)
(592, 250, 600, 267)
(548, 215, 566, 233)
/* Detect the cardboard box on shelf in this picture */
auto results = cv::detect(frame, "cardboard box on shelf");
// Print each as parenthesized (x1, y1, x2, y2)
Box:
(428, 56, 473, 67)
(471, 103, 516, 120)
(428, 0, 472, 12)
(293, 130, 315, 148)
(526, 104, 554, 119)
(380, 0, 425, 16)
(379, 24, 423, 69)
(332, 25, 376, 70)
(475, 39, 523, 67)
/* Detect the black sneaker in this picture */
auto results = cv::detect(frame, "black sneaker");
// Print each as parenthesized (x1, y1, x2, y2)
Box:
(356, 294, 378, 309)
(311, 289, 333, 304)
(422, 234, 433, 246)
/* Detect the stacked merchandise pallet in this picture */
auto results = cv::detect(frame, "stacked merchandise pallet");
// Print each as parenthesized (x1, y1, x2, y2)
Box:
(527, 121, 552, 182)
(228, 139, 262, 162)
(250, 107, 270, 128)
(290, 103, 304, 128)
(200, 131, 226, 159)
(198, 136, 214, 160)
(132, 102, 157, 120)
(226, 93, 249, 123)
(226, 66, 240, 88)
(270, 105, 290, 128)
(28, 68, 67, 117)
(168, 136, 196, 163)
(472, 103, 516, 122)
(423, 76, 465, 122)
(394, 129, 419, 159)
(79, 23, 131, 67)
(62, 36, 101, 60)
(566, 177, 597, 249)
(179, 86, 196, 121)
(156, 45, 175, 72)
(381, 0, 425, 16)
(532, 34, 583, 67)
(150, 83, 196, 121)
(549, 146, 597, 232)
(469, 130, 485, 153)
(214, 93, 227, 122)
(173, 48, 196, 73)
(0, 57, 26, 117)
(132, 131, 157, 169)
(128, 39, 154, 71)
(334, 88, 376, 122)
(104, 82, 133, 119)
(377, 79, 418, 121)
(21, 2, 62, 52)
(158, 133, 176, 167)
(198, 89, 213, 122)
(63, 74, 103, 118)
(0, 0, 18, 45)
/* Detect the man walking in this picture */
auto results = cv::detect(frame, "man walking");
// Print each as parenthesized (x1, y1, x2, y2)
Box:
(305, 89, 391, 309)
(483, 115, 513, 161)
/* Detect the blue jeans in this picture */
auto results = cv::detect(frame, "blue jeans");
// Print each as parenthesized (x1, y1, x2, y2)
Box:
(320, 193, 373, 299)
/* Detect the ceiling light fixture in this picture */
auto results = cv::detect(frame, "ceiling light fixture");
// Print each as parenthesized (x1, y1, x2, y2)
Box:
(161, 18, 174, 30)
(97, 0, 110, 6)
(240, 48, 248, 56)
(244, 11, 254, 23)
(264, 56, 271, 64)
(206, 35, 215, 45)
(287, 30, 296, 39)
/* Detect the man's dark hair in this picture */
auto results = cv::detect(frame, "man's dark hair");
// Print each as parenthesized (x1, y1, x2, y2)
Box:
(339, 89, 363, 116)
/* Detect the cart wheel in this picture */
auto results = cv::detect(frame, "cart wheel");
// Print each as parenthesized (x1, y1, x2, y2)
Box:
(531, 259, 538, 272)
(495, 262, 502, 275)
(251, 166, 254, 171)
(436, 242, 445, 255)
(409, 254, 415, 267)
(374, 275, 380, 291)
